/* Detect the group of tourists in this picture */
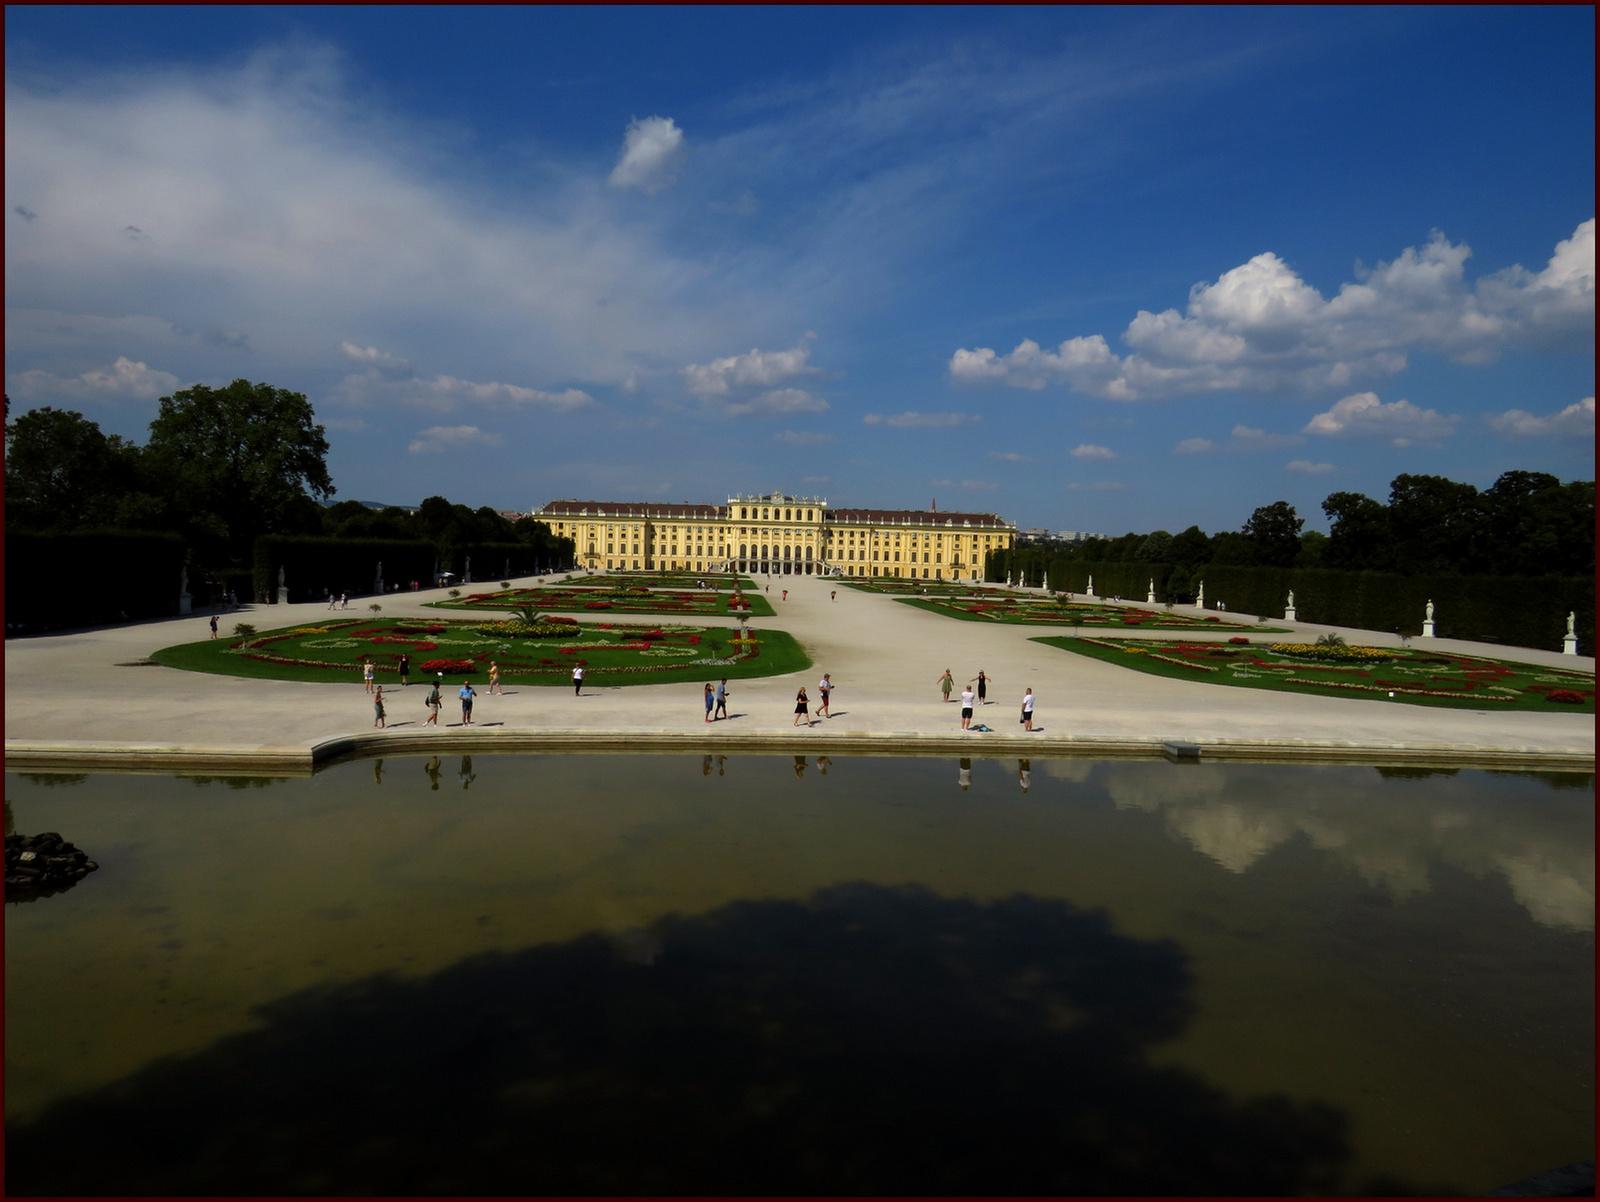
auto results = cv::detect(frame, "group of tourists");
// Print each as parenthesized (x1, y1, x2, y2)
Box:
(939, 668, 1036, 731)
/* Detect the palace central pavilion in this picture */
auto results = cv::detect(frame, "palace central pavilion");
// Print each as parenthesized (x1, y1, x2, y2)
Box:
(533, 492, 1016, 581)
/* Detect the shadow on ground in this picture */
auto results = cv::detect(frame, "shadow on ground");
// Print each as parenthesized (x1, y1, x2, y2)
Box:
(7, 882, 1407, 1196)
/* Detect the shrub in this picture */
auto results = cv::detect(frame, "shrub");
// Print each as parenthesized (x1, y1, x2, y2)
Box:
(500, 581, 511, 590)
(1315, 631, 1347, 647)
(233, 623, 257, 637)
(369, 603, 382, 613)
(448, 589, 461, 599)
(1547, 689, 1586, 704)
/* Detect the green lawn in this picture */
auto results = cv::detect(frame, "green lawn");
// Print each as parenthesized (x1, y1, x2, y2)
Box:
(1036, 635, 1595, 712)
(901, 596, 1279, 631)
(428, 582, 776, 618)
(153, 617, 810, 686)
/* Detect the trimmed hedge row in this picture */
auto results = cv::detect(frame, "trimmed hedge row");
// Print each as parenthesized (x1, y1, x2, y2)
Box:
(443, 541, 570, 581)
(253, 536, 437, 604)
(1047, 560, 1593, 654)
(6, 530, 187, 631)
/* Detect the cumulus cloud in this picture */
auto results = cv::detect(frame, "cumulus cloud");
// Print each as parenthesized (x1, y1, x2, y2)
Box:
(608, 116, 686, 194)
(340, 341, 410, 370)
(1285, 459, 1335, 475)
(863, 411, 979, 428)
(1303, 391, 1458, 446)
(774, 429, 834, 445)
(1484, 396, 1595, 438)
(1070, 443, 1116, 459)
(1174, 437, 1215, 455)
(682, 338, 818, 397)
(949, 220, 1595, 400)
(7, 355, 180, 402)
(407, 425, 504, 454)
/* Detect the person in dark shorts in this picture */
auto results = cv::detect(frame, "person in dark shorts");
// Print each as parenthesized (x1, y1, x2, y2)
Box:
(459, 680, 476, 726)
(714, 679, 729, 720)
(398, 653, 410, 687)
(373, 685, 386, 728)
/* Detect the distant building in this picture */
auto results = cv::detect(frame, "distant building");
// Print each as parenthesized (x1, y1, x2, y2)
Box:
(531, 491, 1016, 580)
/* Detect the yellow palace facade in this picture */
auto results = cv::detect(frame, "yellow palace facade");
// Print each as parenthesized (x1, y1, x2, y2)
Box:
(533, 492, 1015, 582)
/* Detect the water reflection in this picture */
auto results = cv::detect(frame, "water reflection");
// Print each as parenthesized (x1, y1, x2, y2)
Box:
(6, 883, 1364, 1197)
(958, 757, 971, 790)
(424, 755, 442, 790)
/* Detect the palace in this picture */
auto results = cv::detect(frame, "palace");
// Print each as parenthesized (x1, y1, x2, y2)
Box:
(532, 492, 1016, 581)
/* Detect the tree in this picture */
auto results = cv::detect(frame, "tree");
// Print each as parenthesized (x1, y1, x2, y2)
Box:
(1295, 529, 1328, 568)
(1170, 525, 1212, 567)
(1242, 501, 1303, 568)
(3, 406, 141, 531)
(1321, 491, 1390, 571)
(1386, 474, 1481, 574)
(1480, 471, 1594, 577)
(144, 380, 333, 563)
(1208, 531, 1256, 566)
(1134, 530, 1174, 563)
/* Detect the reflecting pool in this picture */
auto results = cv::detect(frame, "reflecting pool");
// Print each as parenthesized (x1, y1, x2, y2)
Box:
(5, 756, 1593, 1195)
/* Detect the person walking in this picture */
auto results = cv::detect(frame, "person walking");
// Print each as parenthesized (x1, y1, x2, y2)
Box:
(714, 679, 729, 720)
(830, 590, 836, 601)
(817, 673, 833, 718)
(969, 669, 994, 705)
(572, 664, 584, 696)
(425, 680, 442, 725)
(209, 613, 219, 639)
(1021, 687, 1036, 732)
(959, 684, 975, 730)
(362, 659, 376, 694)
(937, 669, 955, 703)
(793, 686, 810, 726)
(459, 680, 476, 726)
(372, 685, 386, 729)
(488, 661, 502, 695)
(704, 683, 715, 723)
(398, 653, 411, 688)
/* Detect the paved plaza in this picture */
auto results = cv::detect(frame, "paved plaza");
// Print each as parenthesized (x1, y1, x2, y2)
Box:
(3, 574, 1593, 772)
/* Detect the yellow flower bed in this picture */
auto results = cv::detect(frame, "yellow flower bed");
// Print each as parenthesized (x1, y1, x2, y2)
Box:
(1269, 642, 1391, 664)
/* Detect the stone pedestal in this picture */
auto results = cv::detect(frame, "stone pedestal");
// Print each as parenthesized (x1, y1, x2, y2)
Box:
(1085, 577, 1095, 598)
(277, 587, 289, 605)
(1146, 587, 1157, 604)
(178, 592, 192, 615)
(1563, 633, 1579, 655)
(1284, 605, 1297, 622)
(1421, 619, 1436, 639)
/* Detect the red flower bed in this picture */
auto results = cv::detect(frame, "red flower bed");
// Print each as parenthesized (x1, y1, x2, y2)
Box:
(584, 601, 613, 610)
(548, 616, 577, 624)
(1547, 689, 1587, 704)
(419, 658, 476, 675)
(1228, 636, 1249, 645)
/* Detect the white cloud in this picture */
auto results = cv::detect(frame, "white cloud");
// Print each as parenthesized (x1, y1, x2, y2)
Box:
(863, 411, 979, 428)
(1229, 424, 1305, 451)
(7, 355, 180, 402)
(987, 450, 1029, 461)
(1285, 459, 1335, 475)
(682, 338, 818, 397)
(407, 425, 504, 454)
(334, 369, 592, 413)
(774, 429, 834, 445)
(339, 341, 410, 371)
(949, 221, 1595, 399)
(1174, 437, 1215, 455)
(1484, 396, 1595, 438)
(724, 387, 829, 418)
(406, 428, 499, 454)
(608, 115, 686, 194)
(1303, 391, 1458, 446)
(1070, 443, 1116, 459)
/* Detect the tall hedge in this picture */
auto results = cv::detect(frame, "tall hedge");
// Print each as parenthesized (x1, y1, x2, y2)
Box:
(1047, 560, 1592, 654)
(445, 541, 570, 581)
(253, 536, 436, 604)
(6, 530, 187, 630)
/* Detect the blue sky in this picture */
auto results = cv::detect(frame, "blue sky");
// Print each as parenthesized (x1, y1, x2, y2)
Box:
(5, 6, 1593, 534)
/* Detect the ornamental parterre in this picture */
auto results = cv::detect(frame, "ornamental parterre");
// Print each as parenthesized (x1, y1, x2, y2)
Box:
(903, 594, 1268, 630)
(219, 617, 762, 680)
(427, 581, 774, 618)
(1046, 636, 1595, 711)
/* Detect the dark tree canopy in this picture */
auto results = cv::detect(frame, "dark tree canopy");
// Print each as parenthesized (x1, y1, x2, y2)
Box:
(1242, 501, 1303, 568)
(3, 406, 141, 531)
(145, 380, 334, 561)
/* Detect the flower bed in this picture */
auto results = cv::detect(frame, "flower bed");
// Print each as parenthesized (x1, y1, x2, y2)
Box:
(1034, 635, 1594, 712)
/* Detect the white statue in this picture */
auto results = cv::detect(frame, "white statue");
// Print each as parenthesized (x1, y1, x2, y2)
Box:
(1196, 581, 1204, 608)
(1287, 590, 1294, 608)
(1567, 611, 1576, 636)
(277, 565, 285, 589)
(1425, 599, 1434, 621)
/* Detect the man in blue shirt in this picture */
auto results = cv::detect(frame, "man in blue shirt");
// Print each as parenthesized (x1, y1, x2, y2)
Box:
(459, 680, 476, 726)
